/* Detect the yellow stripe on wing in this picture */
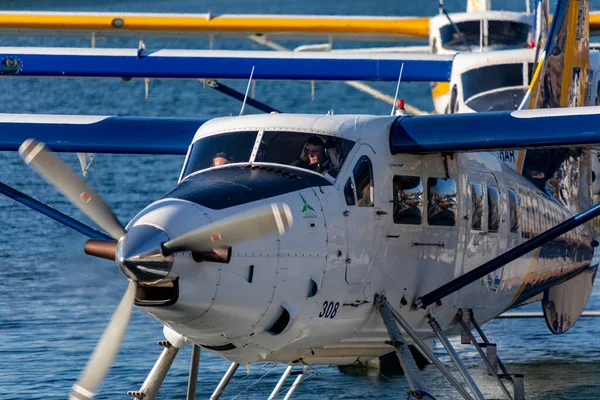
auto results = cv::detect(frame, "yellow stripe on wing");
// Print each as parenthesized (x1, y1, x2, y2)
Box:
(0, 13, 430, 37)
(589, 12, 600, 32)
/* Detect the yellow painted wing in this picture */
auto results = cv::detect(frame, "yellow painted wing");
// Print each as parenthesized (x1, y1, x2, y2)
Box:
(0, 12, 429, 40)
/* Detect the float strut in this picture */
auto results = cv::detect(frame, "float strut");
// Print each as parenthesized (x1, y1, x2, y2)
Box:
(470, 310, 512, 380)
(469, 311, 525, 399)
(186, 344, 201, 400)
(283, 365, 308, 400)
(268, 365, 293, 400)
(428, 315, 485, 400)
(378, 299, 429, 398)
(127, 341, 179, 400)
(210, 362, 239, 400)
(457, 313, 513, 399)
(513, 374, 525, 400)
(377, 295, 473, 400)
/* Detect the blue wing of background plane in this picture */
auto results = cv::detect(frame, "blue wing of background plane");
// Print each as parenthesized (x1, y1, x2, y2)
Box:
(0, 48, 453, 82)
(390, 108, 600, 153)
(0, 114, 207, 154)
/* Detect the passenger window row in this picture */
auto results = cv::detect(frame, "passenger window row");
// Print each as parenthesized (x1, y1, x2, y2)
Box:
(393, 176, 457, 226)
(470, 182, 502, 233)
(392, 175, 575, 240)
(518, 188, 583, 242)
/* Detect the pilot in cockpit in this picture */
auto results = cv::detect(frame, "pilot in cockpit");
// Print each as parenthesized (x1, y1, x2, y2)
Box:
(212, 152, 230, 167)
(292, 136, 331, 174)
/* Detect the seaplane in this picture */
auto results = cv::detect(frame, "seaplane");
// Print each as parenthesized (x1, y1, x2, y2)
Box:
(0, 0, 589, 116)
(3, 0, 600, 399)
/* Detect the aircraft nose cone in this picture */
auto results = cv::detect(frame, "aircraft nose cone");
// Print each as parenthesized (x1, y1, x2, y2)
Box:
(116, 224, 173, 284)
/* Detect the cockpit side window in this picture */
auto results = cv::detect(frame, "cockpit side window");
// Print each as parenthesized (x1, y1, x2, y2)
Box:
(344, 178, 356, 206)
(256, 131, 355, 179)
(353, 156, 374, 207)
(182, 131, 257, 178)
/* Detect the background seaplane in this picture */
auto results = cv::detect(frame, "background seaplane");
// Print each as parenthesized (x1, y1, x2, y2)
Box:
(4, 0, 600, 399)
(0, 0, 588, 116)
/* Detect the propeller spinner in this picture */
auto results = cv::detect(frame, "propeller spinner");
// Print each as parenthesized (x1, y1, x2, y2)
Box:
(19, 139, 293, 399)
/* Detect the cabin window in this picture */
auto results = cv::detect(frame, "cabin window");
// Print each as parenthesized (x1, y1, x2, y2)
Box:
(531, 197, 541, 234)
(523, 193, 533, 238)
(470, 182, 484, 230)
(508, 189, 519, 233)
(427, 177, 457, 226)
(487, 185, 500, 232)
(353, 156, 374, 207)
(344, 178, 356, 206)
(393, 176, 423, 225)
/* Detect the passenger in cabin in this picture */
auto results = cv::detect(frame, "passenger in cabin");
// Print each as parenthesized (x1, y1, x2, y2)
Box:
(292, 136, 331, 174)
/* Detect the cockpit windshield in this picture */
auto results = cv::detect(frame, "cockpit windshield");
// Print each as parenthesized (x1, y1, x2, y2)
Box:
(440, 20, 530, 51)
(461, 63, 526, 102)
(182, 131, 257, 178)
(255, 131, 355, 179)
(182, 130, 355, 180)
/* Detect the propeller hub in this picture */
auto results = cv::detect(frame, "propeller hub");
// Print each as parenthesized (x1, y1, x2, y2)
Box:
(116, 224, 173, 284)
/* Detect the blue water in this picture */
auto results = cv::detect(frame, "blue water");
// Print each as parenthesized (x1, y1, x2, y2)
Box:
(2, 0, 600, 398)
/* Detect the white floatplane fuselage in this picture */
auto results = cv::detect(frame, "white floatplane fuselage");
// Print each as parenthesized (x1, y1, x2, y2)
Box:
(131, 113, 593, 365)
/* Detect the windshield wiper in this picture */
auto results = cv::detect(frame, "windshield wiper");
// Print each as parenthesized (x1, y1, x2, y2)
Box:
(439, 0, 472, 52)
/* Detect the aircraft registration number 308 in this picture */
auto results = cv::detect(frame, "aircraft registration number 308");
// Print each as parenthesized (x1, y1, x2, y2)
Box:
(318, 301, 340, 318)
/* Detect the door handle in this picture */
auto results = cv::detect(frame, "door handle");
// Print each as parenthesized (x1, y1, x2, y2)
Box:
(376, 210, 388, 216)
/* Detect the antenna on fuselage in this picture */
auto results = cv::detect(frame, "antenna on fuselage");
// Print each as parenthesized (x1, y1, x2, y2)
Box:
(239, 66, 255, 116)
(390, 63, 405, 116)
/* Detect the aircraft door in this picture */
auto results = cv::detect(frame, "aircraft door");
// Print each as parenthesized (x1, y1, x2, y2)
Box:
(459, 171, 502, 305)
(342, 149, 385, 284)
(483, 174, 502, 292)
(463, 176, 486, 276)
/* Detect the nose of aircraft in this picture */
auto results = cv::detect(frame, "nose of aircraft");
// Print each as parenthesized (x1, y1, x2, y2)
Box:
(116, 224, 174, 283)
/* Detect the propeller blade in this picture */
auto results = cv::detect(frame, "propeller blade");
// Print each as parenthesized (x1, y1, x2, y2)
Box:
(162, 203, 293, 254)
(19, 139, 125, 239)
(70, 280, 137, 400)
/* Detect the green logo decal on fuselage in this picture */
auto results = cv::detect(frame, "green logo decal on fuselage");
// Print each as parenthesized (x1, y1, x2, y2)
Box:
(300, 193, 317, 219)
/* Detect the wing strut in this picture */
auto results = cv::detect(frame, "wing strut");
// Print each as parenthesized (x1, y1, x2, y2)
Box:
(414, 202, 600, 310)
(203, 79, 280, 114)
(0, 180, 111, 240)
